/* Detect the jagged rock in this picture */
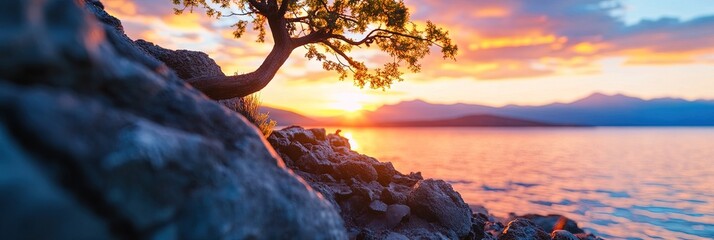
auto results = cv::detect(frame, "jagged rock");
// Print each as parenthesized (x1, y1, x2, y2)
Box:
(516, 214, 585, 234)
(135, 40, 225, 80)
(381, 183, 411, 205)
(471, 213, 492, 240)
(336, 161, 378, 182)
(499, 219, 551, 240)
(551, 230, 579, 240)
(0, 0, 346, 239)
(374, 162, 398, 185)
(407, 179, 473, 238)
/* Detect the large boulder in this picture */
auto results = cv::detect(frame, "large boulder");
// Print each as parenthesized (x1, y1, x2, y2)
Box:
(407, 179, 473, 237)
(0, 0, 345, 239)
(135, 39, 225, 80)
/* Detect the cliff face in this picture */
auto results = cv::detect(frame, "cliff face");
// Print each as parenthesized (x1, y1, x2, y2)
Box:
(0, 0, 344, 239)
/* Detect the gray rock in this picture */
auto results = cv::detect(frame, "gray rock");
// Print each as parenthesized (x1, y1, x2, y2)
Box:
(0, 0, 346, 239)
(551, 230, 579, 240)
(336, 161, 378, 182)
(384, 232, 410, 240)
(369, 200, 388, 212)
(516, 214, 585, 234)
(407, 179, 473, 238)
(381, 182, 411, 204)
(574, 233, 605, 240)
(385, 204, 411, 228)
(135, 39, 225, 80)
(499, 219, 551, 240)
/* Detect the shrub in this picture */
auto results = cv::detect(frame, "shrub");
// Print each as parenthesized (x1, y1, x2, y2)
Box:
(222, 94, 276, 137)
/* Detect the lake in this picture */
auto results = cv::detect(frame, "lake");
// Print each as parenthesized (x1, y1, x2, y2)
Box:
(317, 127, 714, 239)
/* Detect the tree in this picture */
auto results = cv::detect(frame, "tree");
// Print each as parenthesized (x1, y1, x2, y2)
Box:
(173, 0, 457, 100)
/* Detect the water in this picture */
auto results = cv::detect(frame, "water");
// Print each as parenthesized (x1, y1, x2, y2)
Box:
(323, 127, 714, 239)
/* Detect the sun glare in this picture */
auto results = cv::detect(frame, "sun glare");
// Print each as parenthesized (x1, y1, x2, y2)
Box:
(329, 93, 368, 114)
(341, 131, 359, 151)
(331, 100, 363, 112)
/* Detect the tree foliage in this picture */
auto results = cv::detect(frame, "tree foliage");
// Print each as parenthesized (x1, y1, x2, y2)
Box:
(173, 0, 457, 92)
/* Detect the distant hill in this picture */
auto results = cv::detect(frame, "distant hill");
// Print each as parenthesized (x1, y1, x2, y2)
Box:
(355, 93, 714, 126)
(364, 114, 571, 127)
(260, 106, 320, 126)
(262, 93, 714, 126)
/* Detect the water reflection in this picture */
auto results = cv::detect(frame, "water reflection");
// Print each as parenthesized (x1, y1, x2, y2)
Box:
(330, 127, 714, 239)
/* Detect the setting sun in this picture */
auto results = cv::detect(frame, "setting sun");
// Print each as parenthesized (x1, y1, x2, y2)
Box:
(330, 100, 362, 113)
(328, 92, 371, 114)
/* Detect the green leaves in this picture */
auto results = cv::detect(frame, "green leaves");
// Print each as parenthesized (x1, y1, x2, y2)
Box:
(171, 0, 458, 90)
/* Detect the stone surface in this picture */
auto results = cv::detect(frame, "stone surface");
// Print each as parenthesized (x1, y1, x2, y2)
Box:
(551, 230, 580, 240)
(135, 40, 225, 80)
(407, 179, 473, 237)
(369, 200, 389, 213)
(269, 127, 472, 239)
(516, 214, 585, 234)
(386, 204, 411, 228)
(499, 219, 551, 240)
(0, 0, 345, 239)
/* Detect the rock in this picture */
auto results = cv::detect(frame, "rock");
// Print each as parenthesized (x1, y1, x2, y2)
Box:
(0, 0, 346, 239)
(499, 219, 551, 240)
(352, 181, 385, 201)
(373, 162, 398, 185)
(517, 214, 585, 234)
(381, 183, 411, 204)
(574, 233, 605, 240)
(335, 161, 378, 182)
(470, 204, 490, 216)
(384, 232, 410, 240)
(407, 179, 473, 238)
(310, 128, 327, 141)
(135, 40, 225, 80)
(385, 204, 411, 228)
(327, 132, 351, 149)
(369, 200, 388, 212)
(551, 230, 579, 240)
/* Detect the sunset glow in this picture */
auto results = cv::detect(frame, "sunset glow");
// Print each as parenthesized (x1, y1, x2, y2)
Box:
(104, 0, 714, 117)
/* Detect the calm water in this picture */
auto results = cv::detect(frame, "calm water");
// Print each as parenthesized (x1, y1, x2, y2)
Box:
(323, 127, 714, 239)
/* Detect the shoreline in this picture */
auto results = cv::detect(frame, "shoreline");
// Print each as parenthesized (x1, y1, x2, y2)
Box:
(269, 126, 603, 239)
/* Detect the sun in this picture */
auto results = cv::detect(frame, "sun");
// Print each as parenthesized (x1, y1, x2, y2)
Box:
(329, 93, 367, 114)
(331, 100, 363, 112)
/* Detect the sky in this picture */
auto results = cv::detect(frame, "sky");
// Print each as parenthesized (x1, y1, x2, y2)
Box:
(103, 0, 714, 117)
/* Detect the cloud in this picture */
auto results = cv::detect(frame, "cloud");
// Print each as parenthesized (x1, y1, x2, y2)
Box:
(104, 0, 714, 82)
(407, 0, 714, 80)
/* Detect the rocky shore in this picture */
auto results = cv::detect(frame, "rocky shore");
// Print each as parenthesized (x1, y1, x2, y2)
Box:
(269, 127, 602, 240)
(0, 0, 602, 239)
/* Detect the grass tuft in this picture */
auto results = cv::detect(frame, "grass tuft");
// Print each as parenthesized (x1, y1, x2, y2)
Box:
(222, 94, 276, 137)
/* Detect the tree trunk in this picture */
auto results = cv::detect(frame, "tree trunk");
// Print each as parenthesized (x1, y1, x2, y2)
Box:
(186, 16, 294, 100)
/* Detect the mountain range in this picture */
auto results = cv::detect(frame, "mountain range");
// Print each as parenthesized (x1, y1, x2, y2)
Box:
(261, 93, 714, 126)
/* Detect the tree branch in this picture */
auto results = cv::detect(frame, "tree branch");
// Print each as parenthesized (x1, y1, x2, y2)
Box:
(247, 0, 267, 13)
(321, 41, 360, 68)
(279, 0, 292, 14)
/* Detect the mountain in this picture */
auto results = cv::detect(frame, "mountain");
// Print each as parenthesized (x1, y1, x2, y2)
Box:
(358, 93, 714, 126)
(260, 106, 320, 126)
(363, 114, 571, 127)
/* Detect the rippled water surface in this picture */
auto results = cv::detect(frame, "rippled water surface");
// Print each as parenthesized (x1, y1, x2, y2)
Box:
(325, 127, 714, 239)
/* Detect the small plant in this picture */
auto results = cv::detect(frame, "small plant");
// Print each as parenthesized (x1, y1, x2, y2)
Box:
(222, 94, 276, 137)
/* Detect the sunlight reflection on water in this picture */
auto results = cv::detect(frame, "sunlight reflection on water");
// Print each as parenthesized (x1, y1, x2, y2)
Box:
(322, 127, 714, 239)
